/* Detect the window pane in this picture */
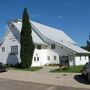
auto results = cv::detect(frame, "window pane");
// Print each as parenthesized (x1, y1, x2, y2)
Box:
(37, 57, 39, 61)
(51, 44, 55, 49)
(61, 46, 63, 49)
(47, 56, 50, 60)
(11, 45, 18, 55)
(2, 47, 5, 52)
(34, 57, 36, 61)
(37, 45, 41, 49)
(54, 56, 56, 60)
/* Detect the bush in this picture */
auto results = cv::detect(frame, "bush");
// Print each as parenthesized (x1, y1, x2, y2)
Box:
(6, 63, 22, 68)
(62, 67, 68, 71)
(6, 63, 12, 67)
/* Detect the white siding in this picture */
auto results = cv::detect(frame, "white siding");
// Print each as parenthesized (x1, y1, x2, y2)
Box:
(69, 55, 75, 66)
(75, 56, 89, 65)
(32, 45, 47, 66)
(0, 27, 20, 65)
(0, 22, 89, 67)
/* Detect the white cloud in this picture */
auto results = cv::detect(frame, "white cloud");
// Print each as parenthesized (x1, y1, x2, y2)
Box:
(58, 16, 62, 19)
(65, 1, 73, 7)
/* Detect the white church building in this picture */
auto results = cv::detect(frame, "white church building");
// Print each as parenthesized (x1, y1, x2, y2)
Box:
(0, 19, 90, 66)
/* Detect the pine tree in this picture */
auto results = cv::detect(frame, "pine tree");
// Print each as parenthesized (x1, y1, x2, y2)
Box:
(81, 34, 90, 51)
(20, 8, 35, 68)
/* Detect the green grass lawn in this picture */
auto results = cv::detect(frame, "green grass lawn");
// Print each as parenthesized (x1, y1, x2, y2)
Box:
(8, 67, 43, 72)
(50, 65, 83, 73)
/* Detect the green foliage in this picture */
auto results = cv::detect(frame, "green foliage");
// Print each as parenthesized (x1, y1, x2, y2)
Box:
(62, 67, 68, 71)
(20, 8, 35, 68)
(8, 67, 43, 72)
(50, 65, 83, 73)
(81, 34, 90, 52)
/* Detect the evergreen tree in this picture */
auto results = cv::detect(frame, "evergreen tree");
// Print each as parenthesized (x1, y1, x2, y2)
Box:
(81, 34, 90, 51)
(20, 8, 35, 68)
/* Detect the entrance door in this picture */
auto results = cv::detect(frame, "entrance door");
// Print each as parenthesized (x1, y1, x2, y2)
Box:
(33, 56, 41, 66)
(59, 55, 69, 66)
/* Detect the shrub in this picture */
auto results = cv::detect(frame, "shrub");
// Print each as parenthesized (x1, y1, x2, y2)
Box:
(62, 67, 68, 71)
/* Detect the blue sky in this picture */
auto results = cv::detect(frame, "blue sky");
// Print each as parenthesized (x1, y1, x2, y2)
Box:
(0, 0, 90, 46)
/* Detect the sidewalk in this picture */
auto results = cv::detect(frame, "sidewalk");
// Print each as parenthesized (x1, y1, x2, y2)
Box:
(0, 66, 90, 89)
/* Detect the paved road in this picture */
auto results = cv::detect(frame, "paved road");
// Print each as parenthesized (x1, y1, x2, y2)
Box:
(0, 78, 89, 90)
(0, 66, 90, 89)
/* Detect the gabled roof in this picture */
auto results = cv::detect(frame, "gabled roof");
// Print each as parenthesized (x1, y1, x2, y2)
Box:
(13, 20, 76, 44)
(12, 19, 89, 54)
(13, 21, 47, 45)
(1, 19, 90, 54)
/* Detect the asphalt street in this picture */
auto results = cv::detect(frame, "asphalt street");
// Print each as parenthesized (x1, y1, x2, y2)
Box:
(0, 78, 89, 90)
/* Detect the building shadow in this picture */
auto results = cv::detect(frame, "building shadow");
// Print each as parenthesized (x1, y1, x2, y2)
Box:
(6, 53, 18, 65)
(74, 74, 90, 85)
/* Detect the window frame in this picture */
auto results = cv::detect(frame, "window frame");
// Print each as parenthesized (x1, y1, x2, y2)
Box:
(80, 55, 82, 61)
(34, 57, 39, 61)
(85, 56, 86, 60)
(34, 57, 36, 61)
(51, 44, 55, 49)
(37, 57, 39, 61)
(2, 47, 5, 52)
(54, 56, 57, 60)
(47, 56, 50, 60)
(37, 45, 41, 49)
(11, 45, 18, 55)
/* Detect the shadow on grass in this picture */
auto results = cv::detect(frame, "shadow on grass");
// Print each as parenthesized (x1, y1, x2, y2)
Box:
(74, 74, 90, 85)
(8, 67, 43, 72)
